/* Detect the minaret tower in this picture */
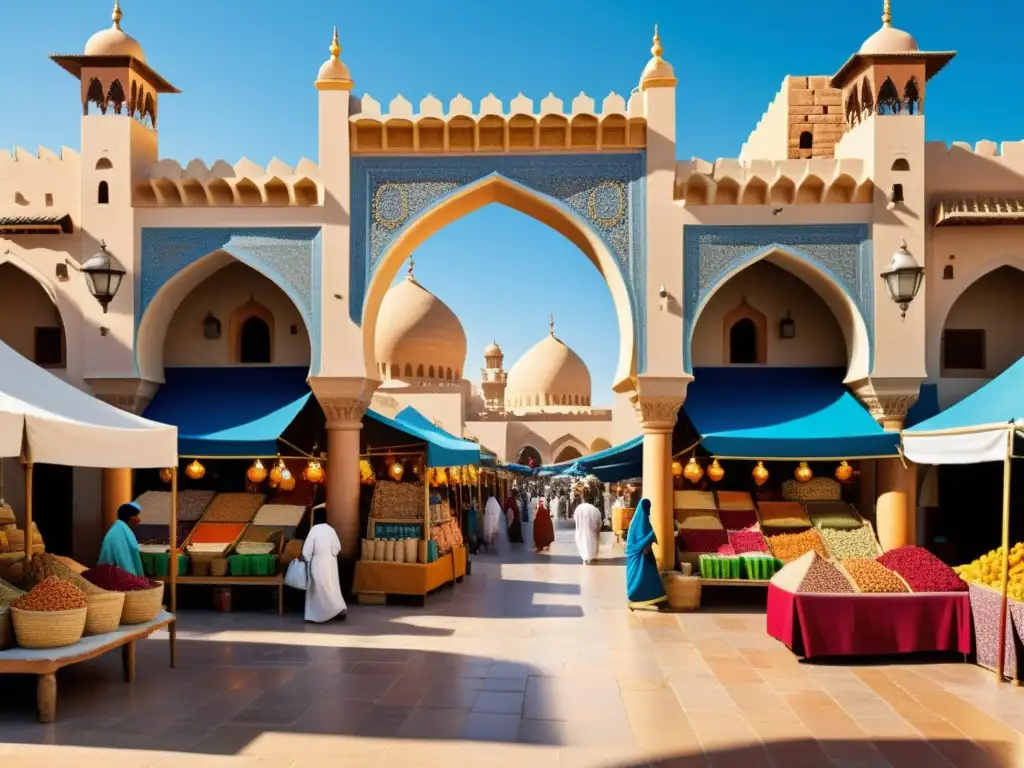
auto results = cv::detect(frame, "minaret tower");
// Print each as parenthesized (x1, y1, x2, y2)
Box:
(480, 341, 507, 412)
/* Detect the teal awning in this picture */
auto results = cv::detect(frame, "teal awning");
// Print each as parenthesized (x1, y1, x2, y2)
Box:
(536, 435, 644, 482)
(143, 367, 311, 457)
(905, 383, 940, 429)
(367, 406, 480, 467)
(685, 367, 899, 459)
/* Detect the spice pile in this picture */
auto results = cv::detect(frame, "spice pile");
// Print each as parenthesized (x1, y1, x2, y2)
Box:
(842, 558, 908, 593)
(12, 577, 87, 611)
(955, 543, 1024, 601)
(819, 525, 880, 559)
(877, 546, 967, 593)
(202, 493, 265, 523)
(765, 529, 828, 563)
(26, 553, 105, 595)
(727, 528, 768, 554)
(678, 528, 729, 553)
(82, 564, 157, 592)
(798, 553, 855, 593)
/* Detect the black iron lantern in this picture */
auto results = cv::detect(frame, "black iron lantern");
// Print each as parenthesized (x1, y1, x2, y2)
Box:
(779, 311, 796, 339)
(880, 240, 924, 320)
(81, 240, 126, 314)
(203, 313, 222, 339)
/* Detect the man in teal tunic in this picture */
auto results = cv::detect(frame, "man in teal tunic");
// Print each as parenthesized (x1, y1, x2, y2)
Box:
(97, 502, 145, 577)
(626, 497, 667, 609)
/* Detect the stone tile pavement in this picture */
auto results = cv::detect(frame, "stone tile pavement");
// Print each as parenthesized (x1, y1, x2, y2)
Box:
(1, 522, 1023, 767)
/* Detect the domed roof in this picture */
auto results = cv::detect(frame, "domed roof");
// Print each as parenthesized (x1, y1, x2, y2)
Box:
(375, 264, 466, 379)
(859, 2, 918, 54)
(316, 28, 353, 87)
(506, 319, 591, 403)
(484, 341, 503, 357)
(639, 25, 677, 90)
(84, 2, 146, 61)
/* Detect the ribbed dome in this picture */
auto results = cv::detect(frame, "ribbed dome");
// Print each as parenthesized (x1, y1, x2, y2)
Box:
(484, 341, 503, 357)
(85, 3, 145, 61)
(505, 329, 591, 412)
(375, 275, 466, 382)
(859, 25, 918, 54)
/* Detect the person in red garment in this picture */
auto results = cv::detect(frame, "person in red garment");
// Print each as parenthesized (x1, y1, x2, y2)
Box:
(533, 498, 555, 552)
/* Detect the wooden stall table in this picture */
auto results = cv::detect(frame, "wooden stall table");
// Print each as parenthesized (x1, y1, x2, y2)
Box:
(612, 507, 635, 544)
(0, 611, 175, 723)
(176, 575, 284, 616)
(353, 549, 463, 604)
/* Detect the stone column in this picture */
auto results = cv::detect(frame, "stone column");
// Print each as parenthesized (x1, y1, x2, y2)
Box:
(636, 394, 685, 571)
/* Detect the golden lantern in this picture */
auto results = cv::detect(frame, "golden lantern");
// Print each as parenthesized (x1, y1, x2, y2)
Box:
(185, 460, 206, 480)
(246, 459, 268, 484)
(303, 459, 325, 485)
(794, 462, 813, 483)
(834, 460, 854, 483)
(388, 457, 405, 482)
(279, 468, 297, 492)
(707, 458, 725, 483)
(752, 461, 769, 486)
(449, 467, 460, 486)
(435, 467, 448, 486)
(671, 460, 683, 478)
(159, 467, 174, 484)
(359, 459, 376, 485)
(683, 457, 704, 484)
(269, 459, 286, 486)
(468, 465, 478, 485)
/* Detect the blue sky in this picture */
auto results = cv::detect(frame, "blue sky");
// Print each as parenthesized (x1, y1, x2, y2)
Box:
(1, 1, 1017, 403)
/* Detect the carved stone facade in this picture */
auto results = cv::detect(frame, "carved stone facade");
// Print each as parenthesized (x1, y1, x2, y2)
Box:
(634, 396, 685, 431)
(308, 376, 378, 429)
(850, 378, 922, 429)
(318, 397, 371, 428)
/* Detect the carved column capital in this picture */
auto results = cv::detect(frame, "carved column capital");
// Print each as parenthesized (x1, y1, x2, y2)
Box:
(319, 397, 371, 429)
(849, 377, 922, 431)
(635, 396, 685, 431)
(308, 376, 378, 429)
(87, 378, 161, 416)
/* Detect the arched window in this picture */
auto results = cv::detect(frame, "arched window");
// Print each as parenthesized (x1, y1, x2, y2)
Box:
(943, 265, 954, 280)
(239, 317, 271, 363)
(845, 90, 861, 125)
(416, 364, 424, 378)
(428, 365, 435, 379)
(903, 77, 921, 115)
(85, 78, 106, 115)
(891, 184, 905, 204)
(106, 80, 126, 115)
(404, 363, 412, 377)
(799, 131, 813, 150)
(877, 78, 901, 115)
(97, 181, 109, 205)
(390, 363, 399, 378)
(891, 158, 911, 171)
(860, 77, 874, 117)
(446, 367, 452, 380)
(95, 157, 113, 170)
(729, 319, 759, 364)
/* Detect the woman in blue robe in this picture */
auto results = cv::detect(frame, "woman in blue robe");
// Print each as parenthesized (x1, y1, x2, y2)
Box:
(625, 497, 666, 609)
(97, 501, 146, 577)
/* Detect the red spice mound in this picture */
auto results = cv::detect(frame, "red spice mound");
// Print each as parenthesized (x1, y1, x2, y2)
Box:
(718, 509, 758, 530)
(12, 576, 87, 611)
(876, 546, 967, 593)
(678, 528, 729, 553)
(82, 564, 158, 592)
(728, 528, 768, 554)
(717, 544, 737, 555)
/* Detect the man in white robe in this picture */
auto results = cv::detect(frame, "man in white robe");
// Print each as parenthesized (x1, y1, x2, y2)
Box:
(483, 495, 502, 550)
(550, 495, 561, 522)
(302, 518, 347, 623)
(574, 501, 602, 565)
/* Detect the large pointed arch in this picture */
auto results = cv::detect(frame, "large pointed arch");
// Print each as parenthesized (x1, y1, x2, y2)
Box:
(0, 251, 78, 371)
(359, 173, 637, 389)
(688, 246, 871, 382)
(549, 433, 589, 462)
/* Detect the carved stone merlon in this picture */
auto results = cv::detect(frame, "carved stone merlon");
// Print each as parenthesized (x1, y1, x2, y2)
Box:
(87, 378, 162, 416)
(308, 376, 379, 429)
(849, 377, 923, 431)
(631, 375, 691, 431)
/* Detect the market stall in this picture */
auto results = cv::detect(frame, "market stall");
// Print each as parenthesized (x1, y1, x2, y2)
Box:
(903, 356, 1024, 681)
(0, 339, 179, 715)
(353, 408, 480, 604)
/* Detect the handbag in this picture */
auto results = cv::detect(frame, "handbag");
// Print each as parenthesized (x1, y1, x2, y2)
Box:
(284, 555, 309, 591)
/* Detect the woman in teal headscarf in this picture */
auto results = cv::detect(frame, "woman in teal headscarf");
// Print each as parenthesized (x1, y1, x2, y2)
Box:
(97, 502, 145, 577)
(625, 497, 666, 609)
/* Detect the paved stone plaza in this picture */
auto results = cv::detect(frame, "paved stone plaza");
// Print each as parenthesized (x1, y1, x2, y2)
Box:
(1, 524, 1023, 767)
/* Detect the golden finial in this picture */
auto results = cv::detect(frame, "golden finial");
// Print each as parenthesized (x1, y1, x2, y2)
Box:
(882, 0, 892, 27)
(651, 24, 663, 58)
(548, 312, 555, 336)
(407, 257, 415, 279)
(112, 0, 123, 30)
(329, 26, 341, 60)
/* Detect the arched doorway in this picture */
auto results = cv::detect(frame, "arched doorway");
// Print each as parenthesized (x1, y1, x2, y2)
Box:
(591, 437, 612, 452)
(516, 445, 543, 468)
(553, 445, 583, 464)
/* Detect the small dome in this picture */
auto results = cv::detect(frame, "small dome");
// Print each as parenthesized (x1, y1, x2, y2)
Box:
(639, 25, 677, 90)
(484, 341, 503, 357)
(316, 27, 353, 86)
(505, 328, 591, 411)
(84, 2, 146, 61)
(859, 25, 919, 54)
(375, 272, 466, 381)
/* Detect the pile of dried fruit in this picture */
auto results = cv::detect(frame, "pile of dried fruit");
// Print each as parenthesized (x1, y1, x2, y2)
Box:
(82, 565, 157, 592)
(819, 525, 879, 559)
(797, 553, 855, 593)
(877, 546, 967, 593)
(841, 558, 908, 593)
(955, 543, 1024, 601)
(12, 576, 87, 611)
(765, 528, 828, 563)
(25, 553, 105, 595)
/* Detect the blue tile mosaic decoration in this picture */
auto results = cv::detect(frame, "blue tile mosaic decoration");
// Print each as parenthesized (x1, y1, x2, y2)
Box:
(350, 153, 648, 372)
(138, 227, 323, 374)
(682, 224, 873, 372)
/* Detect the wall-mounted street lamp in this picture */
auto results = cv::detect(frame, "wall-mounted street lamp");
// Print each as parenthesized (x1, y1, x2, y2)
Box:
(203, 313, 222, 339)
(779, 311, 796, 339)
(880, 240, 924, 320)
(56, 240, 126, 314)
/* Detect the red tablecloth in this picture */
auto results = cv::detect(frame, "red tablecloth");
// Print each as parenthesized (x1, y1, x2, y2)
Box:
(767, 583, 972, 659)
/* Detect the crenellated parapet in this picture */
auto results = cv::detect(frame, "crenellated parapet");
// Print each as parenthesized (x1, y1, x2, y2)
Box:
(675, 157, 873, 206)
(926, 140, 1024, 199)
(349, 92, 646, 154)
(0, 146, 81, 218)
(133, 157, 321, 207)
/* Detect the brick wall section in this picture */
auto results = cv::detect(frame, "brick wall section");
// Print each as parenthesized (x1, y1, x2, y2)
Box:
(787, 76, 846, 159)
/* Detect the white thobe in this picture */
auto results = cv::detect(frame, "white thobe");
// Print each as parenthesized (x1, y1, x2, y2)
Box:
(574, 503, 602, 563)
(550, 496, 561, 520)
(483, 496, 502, 545)
(302, 523, 347, 623)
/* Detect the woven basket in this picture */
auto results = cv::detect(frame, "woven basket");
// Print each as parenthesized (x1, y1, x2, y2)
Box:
(662, 572, 701, 611)
(121, 583, 163, 625)
(84, 590, 126, 636)
(11, 606, 87, 649)
(210, 558, 228, 577)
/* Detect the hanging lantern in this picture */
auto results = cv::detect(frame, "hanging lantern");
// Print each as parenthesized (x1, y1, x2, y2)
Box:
(671, 460, 683, 478)
(449, 467, 460, 486)
(388, 457, 405, 482)
(794, 462, 813, 483)
(159, 467, 173, 485)
(752, 461, 769, 486)
(269, 459, 285, 486)
(468, 465, 478, 485)
(707, 458, 725, 483)
(359, 459, 376, 485)
(834, 460, 854, 483)
(185, 460, 206, 480)
(279, 468, 297, 492)
(247, 459, 268, 484)
(435, 467, 448, 486)
(683, 457, 704, 484)
(303, 459, 325, 485)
